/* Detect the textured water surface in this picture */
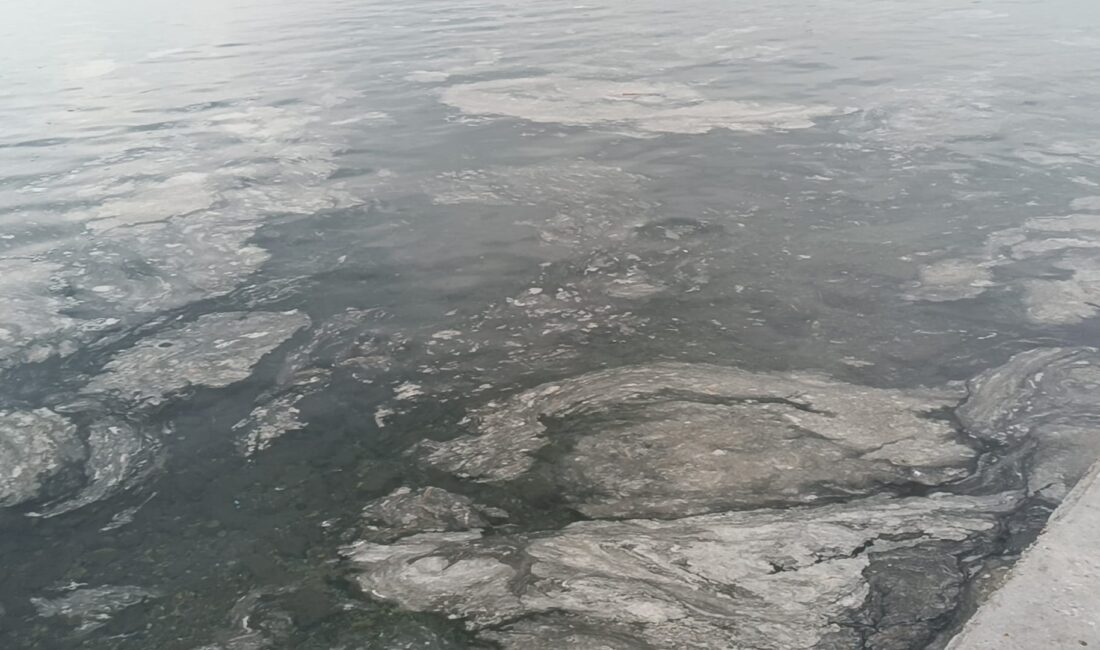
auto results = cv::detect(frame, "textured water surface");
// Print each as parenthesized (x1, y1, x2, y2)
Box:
(2, 0, 1100, 648)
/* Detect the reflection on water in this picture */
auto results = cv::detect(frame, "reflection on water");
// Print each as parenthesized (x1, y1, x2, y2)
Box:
(2, 0, 1100, 647)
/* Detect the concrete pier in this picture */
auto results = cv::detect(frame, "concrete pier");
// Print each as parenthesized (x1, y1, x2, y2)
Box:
(948, 463, 1100, 649)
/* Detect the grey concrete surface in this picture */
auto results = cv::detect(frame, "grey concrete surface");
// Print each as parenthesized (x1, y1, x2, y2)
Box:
(948, 462, 1100, 649)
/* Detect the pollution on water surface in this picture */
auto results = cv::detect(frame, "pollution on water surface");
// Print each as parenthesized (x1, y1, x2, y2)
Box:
(2, 0, 1100, 648)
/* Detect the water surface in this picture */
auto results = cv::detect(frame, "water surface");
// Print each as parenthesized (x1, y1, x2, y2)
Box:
(2, 0, 1100, 647)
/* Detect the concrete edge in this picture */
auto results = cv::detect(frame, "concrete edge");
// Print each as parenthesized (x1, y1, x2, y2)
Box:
(946, 461, 1100, 649)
